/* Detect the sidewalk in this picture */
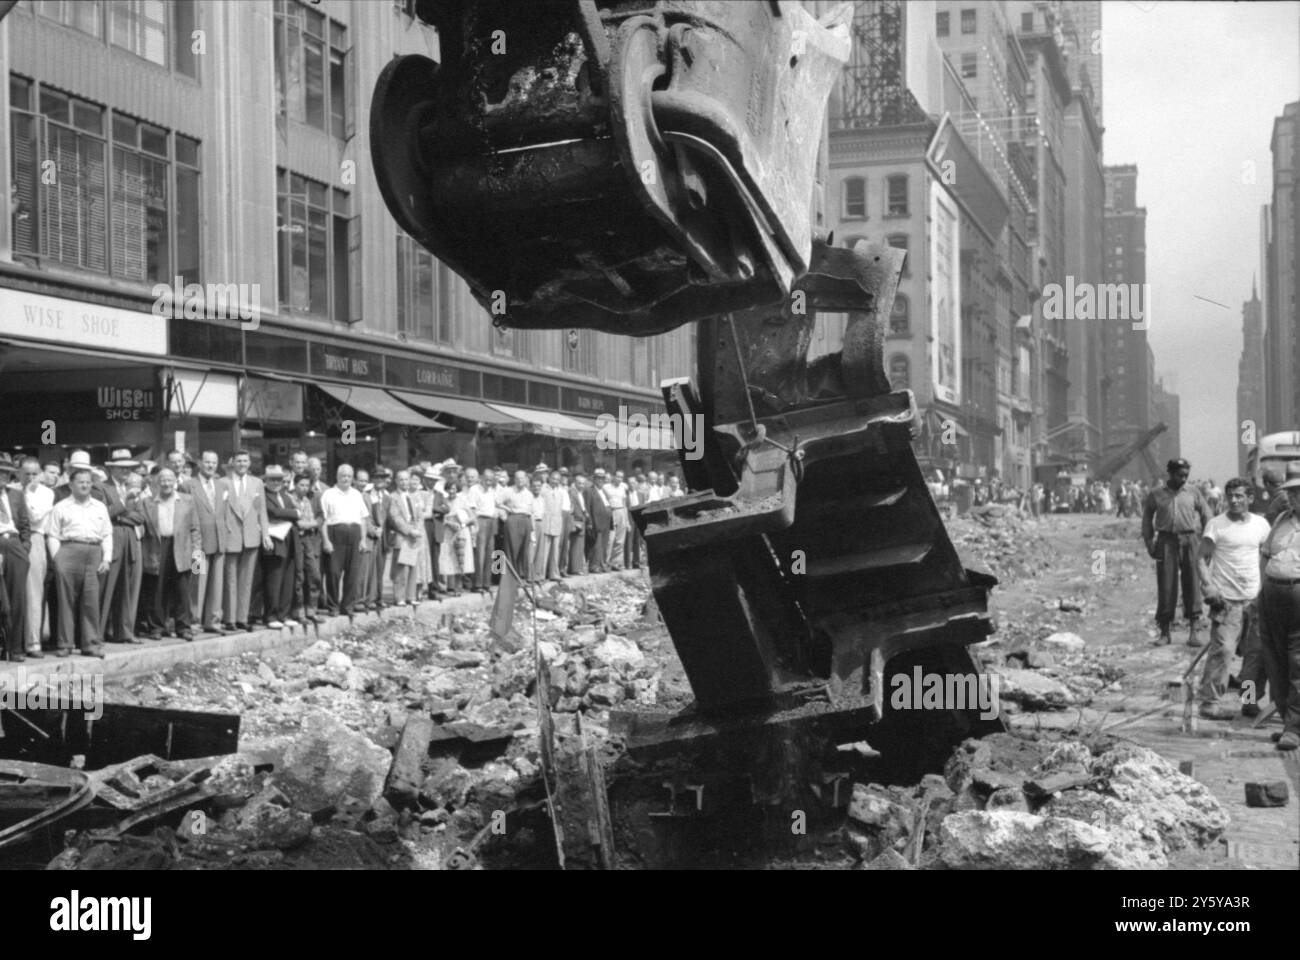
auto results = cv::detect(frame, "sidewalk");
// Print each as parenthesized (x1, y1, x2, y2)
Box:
(0, 569, 646, 681)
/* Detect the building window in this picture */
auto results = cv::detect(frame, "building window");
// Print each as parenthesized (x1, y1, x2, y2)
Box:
(563, 328, 597, 375)
(936, 11, 949, 36)
(887, 233, 909, 277)
(890, 294, 910, 336)
(277, 169, 358, 322)
(960, 8, 976, 34)
(274, 0, 352, 139)
(961, 53, 977, 79)
(1021, 11, 1034, 32)
(886, 175, 909, 217)
(110, 0, 168, 66)
(9, 76, 201, 284)
(396, 231, 443, 343)
(33, 1, 197, 77)
(34, 0, 103, 38)
(888, 354, 910, 390)
(110, 114, 171, 282)
(842, 176, 866, 219)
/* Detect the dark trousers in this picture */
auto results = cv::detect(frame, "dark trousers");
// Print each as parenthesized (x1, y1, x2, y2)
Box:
(424, 519, 441, 590)
(294, 531, 322, 616)
(327, 523, 364, 614)
(567, 527, 587, 576)
(587, 527, 609, 573)
(1155, 531, 1201, 627)
(0, 535, 30, 655)
(262, 544, 295, 623)
(1238, 599, 1269, 702)
(53, 543, 101, 652)
(1258, 579, 1300, 735)
(149, 539, 193, 633)
(100, 525, 141, 641)
(366, 542, 388, 606)
(503, 514, 532, 581)
(559, 513, 572, 575)
(474, 515, 497, 589)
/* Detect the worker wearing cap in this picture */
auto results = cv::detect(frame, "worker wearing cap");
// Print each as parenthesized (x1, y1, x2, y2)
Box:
(1142, 457, 1211, 646)
(1256, 464, 1291, 523)
(1258, 466, 1300, 751)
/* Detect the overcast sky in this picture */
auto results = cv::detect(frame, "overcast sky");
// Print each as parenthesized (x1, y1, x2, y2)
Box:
(1103, 0, 1299, 480)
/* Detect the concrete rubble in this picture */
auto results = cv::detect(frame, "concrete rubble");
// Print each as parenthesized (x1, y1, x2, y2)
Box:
(20, 559, 1232, 870)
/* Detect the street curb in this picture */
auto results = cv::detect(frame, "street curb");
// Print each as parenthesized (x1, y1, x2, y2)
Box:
(0, 569, 647, 681)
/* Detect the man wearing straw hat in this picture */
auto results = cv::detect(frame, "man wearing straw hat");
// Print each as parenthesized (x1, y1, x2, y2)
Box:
(99, 448, 147, 644)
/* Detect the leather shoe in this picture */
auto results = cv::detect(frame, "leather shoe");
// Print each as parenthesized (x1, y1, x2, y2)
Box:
(222, 623, 236, 633)
(26, 650, 45, 659)
(1277, 732, 1300, 751)
(55, 649, 71, 658)
(237, 622, 252, 633)
(1241, 703, 1261, 718)
(120, 637, 144, 645)
(179, 630, 195, 642)
(83, 647, 106, 659)
(8, 652, 25, 663)
(1186, 623, 1205, 648)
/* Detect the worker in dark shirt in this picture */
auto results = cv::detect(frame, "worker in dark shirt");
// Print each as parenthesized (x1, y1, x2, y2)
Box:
(1142, 458, 1211, 646)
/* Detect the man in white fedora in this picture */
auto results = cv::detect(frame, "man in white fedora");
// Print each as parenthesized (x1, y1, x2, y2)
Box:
(99, 448, 147, 644)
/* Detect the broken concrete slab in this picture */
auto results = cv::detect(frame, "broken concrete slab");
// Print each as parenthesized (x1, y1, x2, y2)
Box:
(992, 667, 1077, 710)
(384, 714, 436, 810)
(274, 709, 392, 814)
(938, 810, 1111, 869)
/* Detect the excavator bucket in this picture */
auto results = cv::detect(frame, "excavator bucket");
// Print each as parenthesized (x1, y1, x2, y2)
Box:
(626, 238, 1001, 757)
(371, 0, 851, 335)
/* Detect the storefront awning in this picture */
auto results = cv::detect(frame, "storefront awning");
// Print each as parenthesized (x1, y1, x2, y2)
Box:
(168, 368, 239, 418)
(317, 384, 448, 430)
(484, 402, 599, 440)
(389, 389, 526, 428)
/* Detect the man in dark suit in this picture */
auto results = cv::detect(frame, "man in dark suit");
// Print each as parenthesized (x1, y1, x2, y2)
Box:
(140, 467, 202, 640)
(362, 468, 391, 611)
(220, 449, 270, 632)
(183, 450, 228, 633)
(423, 472, 449, 599)
(568, 472, 590, 576)
(99, 449, 147, 644)
(260, 465, 298, 628)
(586, 467, 612, 573)
(0, 454, 33, 661)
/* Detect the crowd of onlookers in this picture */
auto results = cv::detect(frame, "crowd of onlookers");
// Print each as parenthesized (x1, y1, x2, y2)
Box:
(0, 448, 679, 661)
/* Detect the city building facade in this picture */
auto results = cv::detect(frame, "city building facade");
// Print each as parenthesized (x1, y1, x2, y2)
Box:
(1101, 163, 1153, 480)
(1238, 281, 1265, 475)
(0, 0, 693, 476)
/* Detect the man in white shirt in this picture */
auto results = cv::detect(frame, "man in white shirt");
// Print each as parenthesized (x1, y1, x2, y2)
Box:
(321, 465, 371, 615)
(464, 468, 497, 593)
(539, 467, 565, 581)
(21, 457, 54, 655)
(46, 466, 112, 658)
(497, 470, 535, 581)
(604, 470, 629, 571)
(1196, 478, 1273, 720)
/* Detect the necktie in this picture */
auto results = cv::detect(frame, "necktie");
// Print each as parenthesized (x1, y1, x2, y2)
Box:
(406, 495, 414, 519)
(0, 493, 9, 526)
(205, 479, 213, 501)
